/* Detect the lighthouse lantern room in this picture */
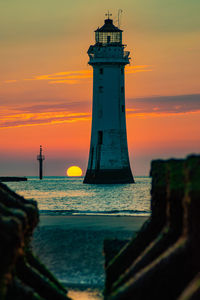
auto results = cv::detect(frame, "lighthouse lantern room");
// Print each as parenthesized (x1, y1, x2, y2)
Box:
(84, 14, 134, 184)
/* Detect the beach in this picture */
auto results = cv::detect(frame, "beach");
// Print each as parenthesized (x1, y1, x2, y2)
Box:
(6, 177, 151, 299)
(32, 215, 148, 299)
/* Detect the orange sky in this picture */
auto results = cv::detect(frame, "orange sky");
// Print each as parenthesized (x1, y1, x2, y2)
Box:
(0, 0, 200, 176)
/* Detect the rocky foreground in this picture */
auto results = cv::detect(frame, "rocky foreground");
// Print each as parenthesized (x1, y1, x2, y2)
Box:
(0, 183, 71, 300)
(104, 155, 200, 300)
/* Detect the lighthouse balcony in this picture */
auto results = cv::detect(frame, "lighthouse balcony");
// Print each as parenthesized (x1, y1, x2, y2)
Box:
(88, 55, 130, 65)
(88, 47, 130, 65)
(88, 44, 129, 56)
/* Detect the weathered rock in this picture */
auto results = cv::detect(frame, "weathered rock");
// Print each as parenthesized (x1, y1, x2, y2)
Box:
(0, 202, 28, 232)
(6, 277, 44, 300)
(26, 249, 67, 294)
(0, 183, 39, 235)
(0, 182, 71, 300)
(0, 214, 23, 299)
(107, 155, 200, 300)
(104, 239, 130, 268)
(111, 159, 185, 292)
(17, 257, 69, 300)
(178, 274, 200, 300)
(105, 160, 169, 294)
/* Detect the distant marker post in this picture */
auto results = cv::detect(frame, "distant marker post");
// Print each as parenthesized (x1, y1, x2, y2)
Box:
(37, 145, 45, 179)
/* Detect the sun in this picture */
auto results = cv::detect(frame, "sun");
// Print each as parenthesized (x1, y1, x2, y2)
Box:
(66, 166, 83, 177)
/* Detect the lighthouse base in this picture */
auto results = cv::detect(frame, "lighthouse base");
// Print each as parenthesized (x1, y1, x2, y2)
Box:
(83, 168, 134, 184)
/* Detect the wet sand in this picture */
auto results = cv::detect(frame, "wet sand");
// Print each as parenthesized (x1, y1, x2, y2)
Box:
(38, 215, 148, 231)
(33, 215, 148, 300)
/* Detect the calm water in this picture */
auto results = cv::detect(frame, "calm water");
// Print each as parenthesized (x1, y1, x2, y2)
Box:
(6, 176, 151, 216)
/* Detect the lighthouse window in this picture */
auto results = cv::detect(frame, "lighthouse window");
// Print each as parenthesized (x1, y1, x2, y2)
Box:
(99, 68, 103, 75)
(121, 68, 124, 75)
(121, 86, 124, 93)
(98, 131, 103, 145)
(97, 32, 122, 44)
(99, 86, 103, 93)
(122, 105, 125, 113)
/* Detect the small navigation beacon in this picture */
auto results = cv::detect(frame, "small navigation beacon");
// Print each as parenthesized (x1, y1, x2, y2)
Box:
(37, 145, 45, 180)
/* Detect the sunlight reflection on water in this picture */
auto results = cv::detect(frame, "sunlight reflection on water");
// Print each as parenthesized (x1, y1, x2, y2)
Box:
(6, 176, 151, 216)
(68, 290, 102, 300)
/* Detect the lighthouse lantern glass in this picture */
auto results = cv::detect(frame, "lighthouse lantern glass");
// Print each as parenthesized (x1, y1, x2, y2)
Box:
(95, 32, 122, 44)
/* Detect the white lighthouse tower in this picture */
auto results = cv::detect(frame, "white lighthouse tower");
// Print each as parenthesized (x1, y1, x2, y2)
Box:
(84, 14, 134, 184)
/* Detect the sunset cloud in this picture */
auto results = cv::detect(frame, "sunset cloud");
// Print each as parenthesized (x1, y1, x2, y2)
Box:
(48, 80, 79, 85)
(0, 107, 91, 129)
(127, 94, 200, 117)
(18, 101, 90, 114)
(25, 70, 92, 85)
(126, 65, 153, 74)
(1, 66, 152, 87)
(4, 80, 17, 83)
(23, 65, 152, 85)
(0, 94, 199, 129)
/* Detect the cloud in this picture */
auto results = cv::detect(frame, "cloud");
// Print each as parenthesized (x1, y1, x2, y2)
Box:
(1, 94, 199, 129)
(126, 65, 153, 74)
(25, 70, 93, 85)
(0, 103, 91, 129)
(24, 65, 152, 85)
(49, 80, 78, 85)
(127, 94, 200, 117)
(12, 101, 90, 114)
(0, 112, 91, 129)
(4, 80, 17, 83)
(1, 66, 152, 88)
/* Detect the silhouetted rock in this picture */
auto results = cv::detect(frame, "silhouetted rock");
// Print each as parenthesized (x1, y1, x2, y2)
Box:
(105, 155, 200, 300)
(111, 159, 185, 292)
(178, 274, 200, 300)
(105, 160, 169, 294)
(0, 182, 71, 300)
(104, 239, 129, 268)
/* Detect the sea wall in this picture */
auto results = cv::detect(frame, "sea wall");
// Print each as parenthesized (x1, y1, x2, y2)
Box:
(104, 155, 200, 300)
(0, 177, 27, 182)
(0, 182, 71, 300)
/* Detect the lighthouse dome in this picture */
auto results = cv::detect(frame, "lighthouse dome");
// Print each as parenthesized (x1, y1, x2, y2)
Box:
(95, 18, 122, 44)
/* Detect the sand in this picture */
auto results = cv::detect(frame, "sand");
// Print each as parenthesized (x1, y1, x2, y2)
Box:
(38, 215, 148, 231)
(33, 215, 148, 300)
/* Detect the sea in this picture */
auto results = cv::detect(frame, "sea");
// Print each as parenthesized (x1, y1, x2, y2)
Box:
(6, 176, 151, 299)
(6, 176, 151, 217)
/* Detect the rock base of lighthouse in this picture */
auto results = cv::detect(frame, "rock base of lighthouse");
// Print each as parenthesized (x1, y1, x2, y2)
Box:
(83, 168, 135, 184)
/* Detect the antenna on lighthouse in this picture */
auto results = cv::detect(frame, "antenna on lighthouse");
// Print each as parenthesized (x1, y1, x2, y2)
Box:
(118, 9, 123, 28)
(37, 145, 45, 180)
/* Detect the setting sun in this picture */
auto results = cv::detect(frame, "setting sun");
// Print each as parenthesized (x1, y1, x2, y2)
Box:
(66, 166, 83, 177)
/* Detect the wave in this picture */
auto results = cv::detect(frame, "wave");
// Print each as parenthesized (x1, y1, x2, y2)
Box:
(39, 209, 150, 216)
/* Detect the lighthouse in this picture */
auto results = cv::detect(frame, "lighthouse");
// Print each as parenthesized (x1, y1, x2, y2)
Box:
(84, 14, 134, 184)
